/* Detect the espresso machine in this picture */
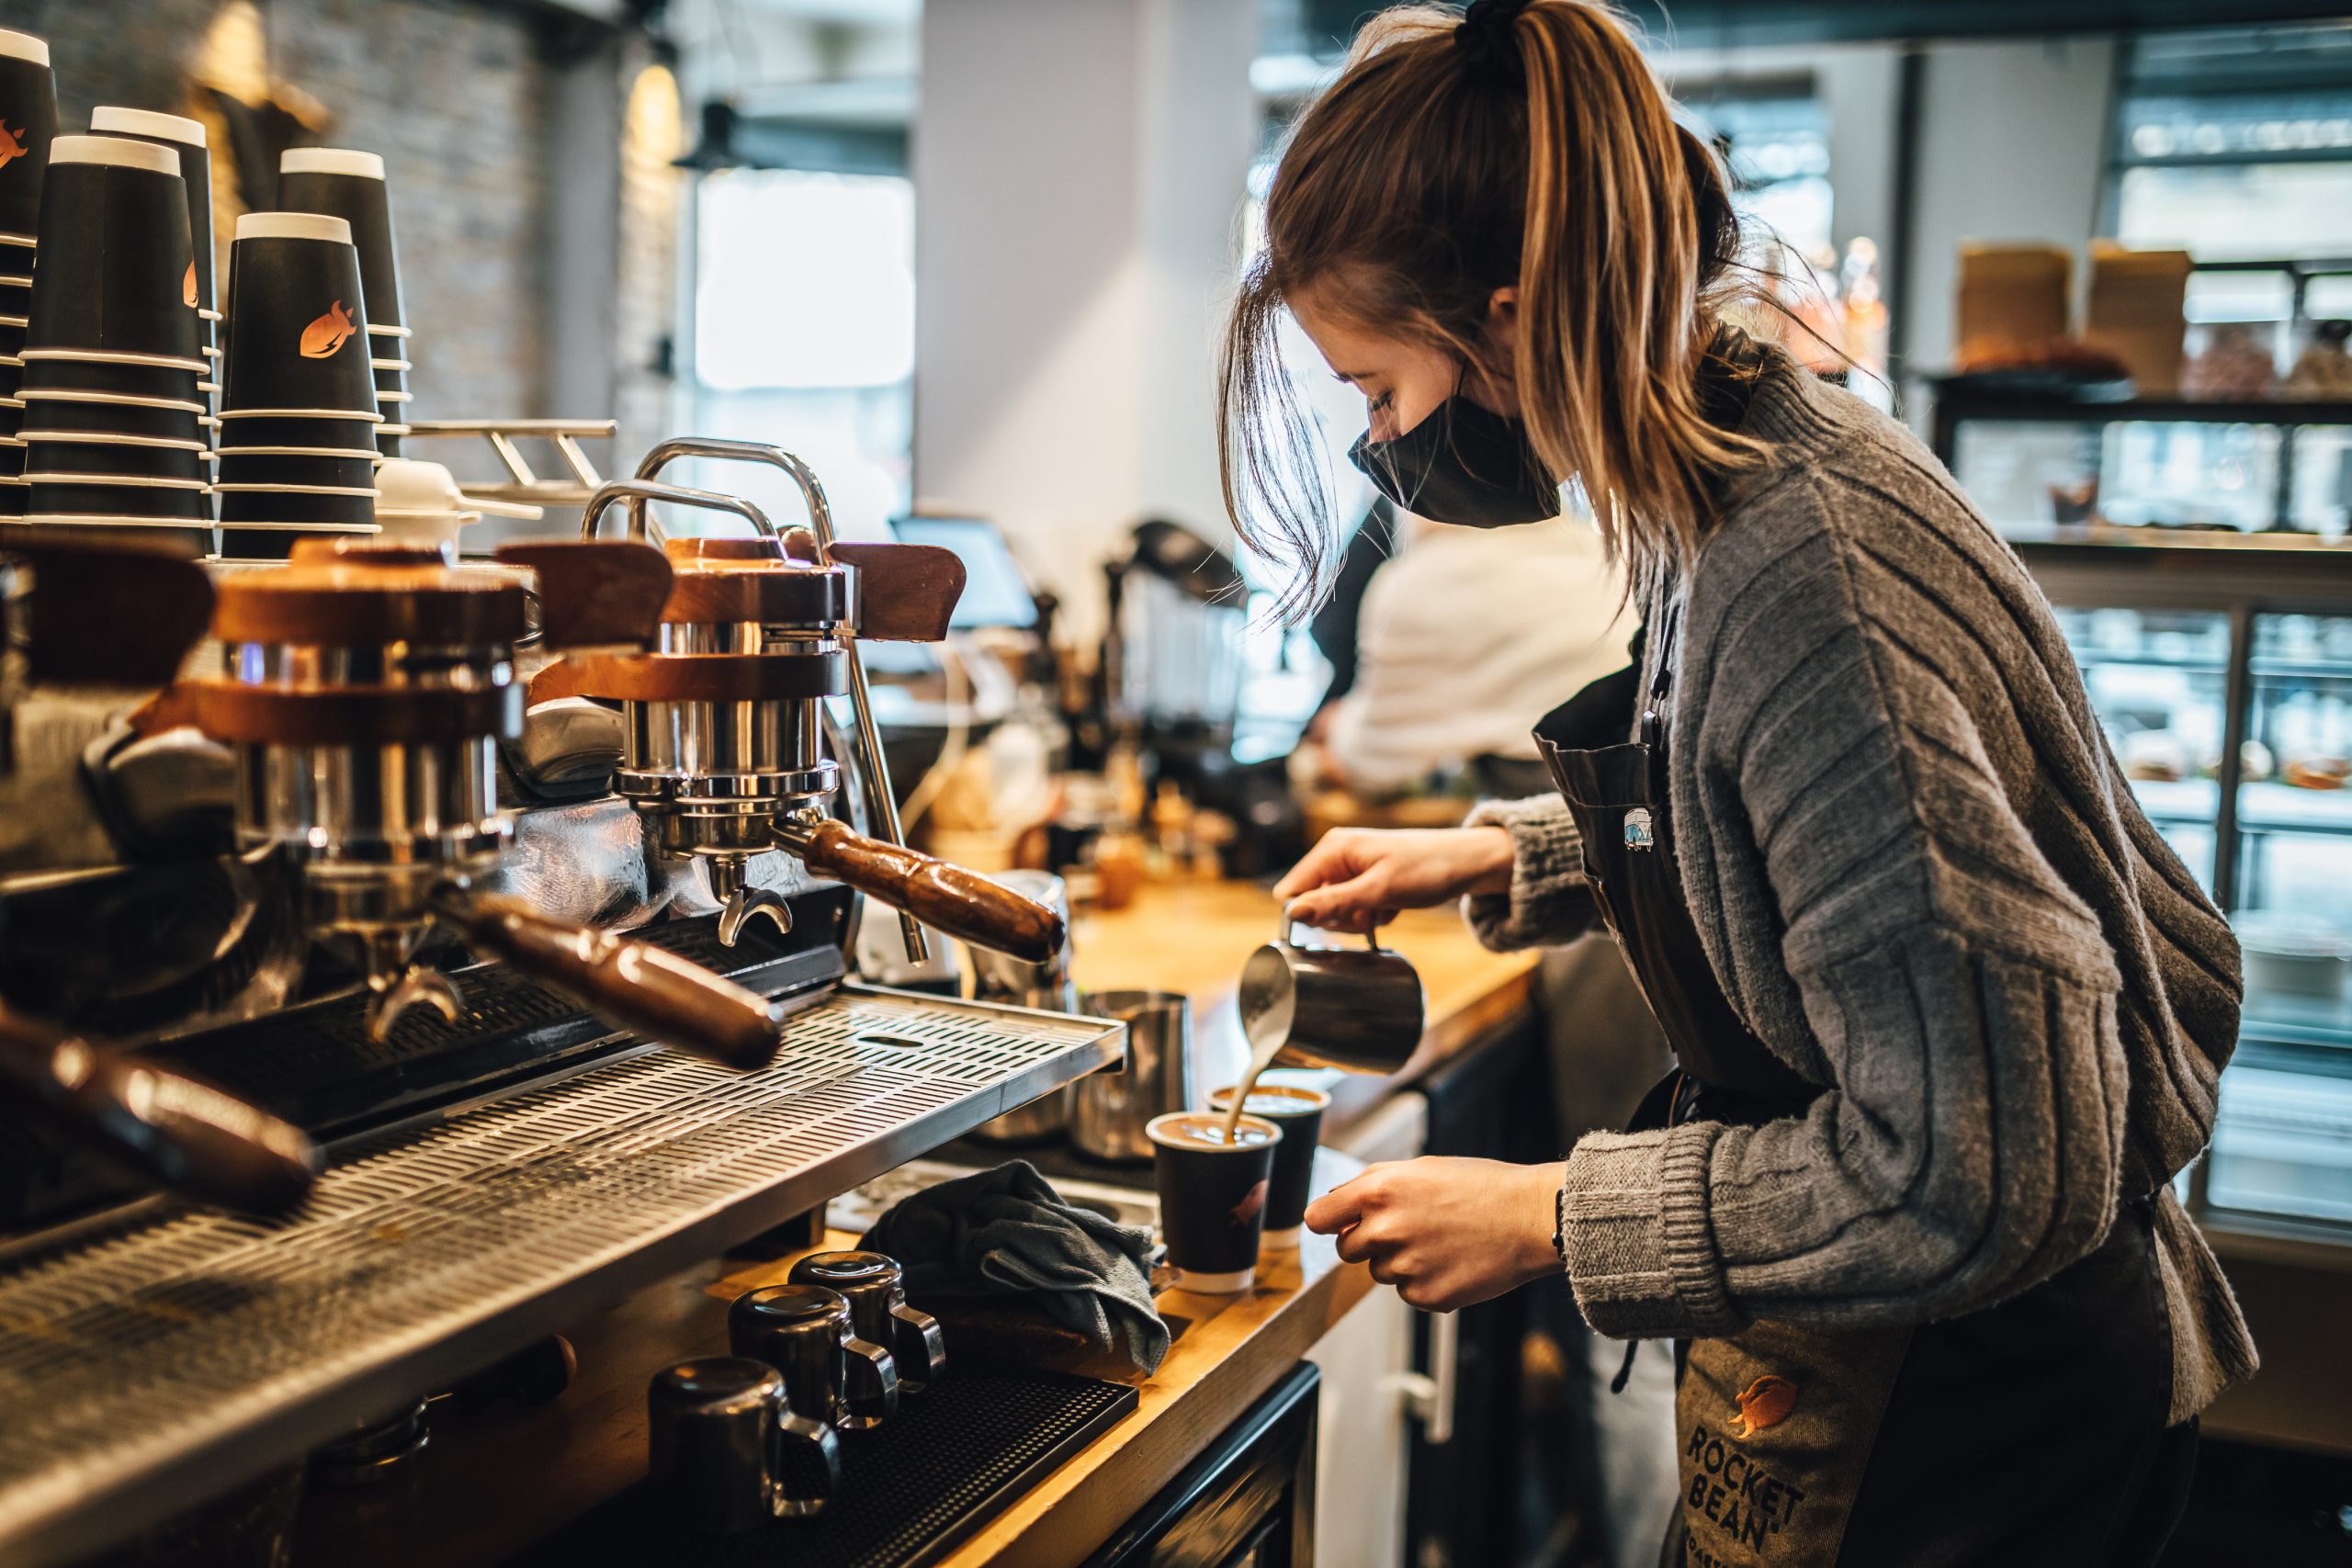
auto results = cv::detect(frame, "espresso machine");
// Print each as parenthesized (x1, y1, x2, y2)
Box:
(181, 535, 779, 1057)
(0, 457, 1122, 1568)
(533, 440, 1060, 965)
(0, 529, 320, 1214)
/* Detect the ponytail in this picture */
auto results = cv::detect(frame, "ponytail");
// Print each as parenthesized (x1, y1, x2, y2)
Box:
(1220, 0, 1766, 609)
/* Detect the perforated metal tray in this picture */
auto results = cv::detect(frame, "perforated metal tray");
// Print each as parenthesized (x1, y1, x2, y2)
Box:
(0, 986, 1122, 1568)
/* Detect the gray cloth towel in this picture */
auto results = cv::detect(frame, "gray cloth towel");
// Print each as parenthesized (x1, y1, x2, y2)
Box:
(862, 1160, 1169, 1373)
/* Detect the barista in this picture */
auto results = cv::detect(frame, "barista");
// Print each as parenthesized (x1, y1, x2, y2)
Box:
(1223, 3, 2256, 1562)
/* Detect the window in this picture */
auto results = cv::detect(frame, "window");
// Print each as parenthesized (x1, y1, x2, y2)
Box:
(684, 168, 916, 539)
(1678, 83, 1836, 262)
(2111, 24, 2352, 324)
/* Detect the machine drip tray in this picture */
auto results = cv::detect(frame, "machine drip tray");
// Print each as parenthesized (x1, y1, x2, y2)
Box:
(512, 1364, 1136, 1568)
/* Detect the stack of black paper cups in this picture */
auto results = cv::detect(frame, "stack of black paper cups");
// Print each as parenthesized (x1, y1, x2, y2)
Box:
(0, 28, 60, 520)
(91, 107, 218, 519)
(215, 210, 381, 557)
(277, 148, 408, 455)
(19, 134, 209, 553)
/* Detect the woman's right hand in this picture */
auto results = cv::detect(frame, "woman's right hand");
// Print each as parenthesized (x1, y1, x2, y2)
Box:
(1271, 826, 1515, 933)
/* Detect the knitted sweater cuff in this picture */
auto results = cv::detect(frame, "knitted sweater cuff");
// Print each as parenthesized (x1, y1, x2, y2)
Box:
(1559, 1120, 1746, 1340)
(1459, 795, 1590, 953)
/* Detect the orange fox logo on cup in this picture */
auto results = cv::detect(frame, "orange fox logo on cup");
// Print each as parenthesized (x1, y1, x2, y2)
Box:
(1228, 1179, 1267, 1227)
(299, 300, 356, 359)
(0, 123, 24, 171)
(183, 261, 198, 309)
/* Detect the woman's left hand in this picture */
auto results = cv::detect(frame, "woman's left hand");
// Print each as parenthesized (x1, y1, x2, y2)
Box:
(1305, 1156, 1564, 1313)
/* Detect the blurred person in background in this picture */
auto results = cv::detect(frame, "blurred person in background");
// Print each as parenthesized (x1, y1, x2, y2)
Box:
(1310, 506, 1633, 798)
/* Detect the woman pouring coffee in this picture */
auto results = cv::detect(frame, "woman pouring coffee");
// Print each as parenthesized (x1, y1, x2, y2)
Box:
(1231, 3, 2256, 1562)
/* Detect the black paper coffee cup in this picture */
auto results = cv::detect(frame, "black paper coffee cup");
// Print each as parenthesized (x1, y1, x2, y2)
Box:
(20, 390, 202, 442)
(220, 211, 376, 415)
(90, 107, 213, 318)
(1148, 1111, 1280, 1293)
(0, 478, 27, 517)
(217, 524, 368, 559)
(21, 352, 202, 400)
(27, 136, 198, 360)
(215, 410, 379, 451)
(277, 148, 402, 332)
(0, 31, 59, 241)
(216, 480, 375, 526)
(0, 437, 21, 479)
(27, 434, 205, 483)
(28, 475, 209, 520)
(215, 447, 374, 490)
(1205, 1084, 1331, 1245)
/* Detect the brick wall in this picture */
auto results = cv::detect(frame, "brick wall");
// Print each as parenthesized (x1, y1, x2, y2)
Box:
(0, 0, 571, 422)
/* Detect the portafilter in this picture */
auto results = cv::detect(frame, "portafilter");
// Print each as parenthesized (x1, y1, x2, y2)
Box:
(519, 461, 1064, 966)
(0, 528, 321, 1213)
(179, 536, 783, 1062)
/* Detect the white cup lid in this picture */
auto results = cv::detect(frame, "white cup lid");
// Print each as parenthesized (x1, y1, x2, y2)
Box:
(51, 136, 178, 177)
(234, 211, 353, 244)
(90, 107, 206, 149)
(0, 29, 49, 67)
(280, 148, 385, 181)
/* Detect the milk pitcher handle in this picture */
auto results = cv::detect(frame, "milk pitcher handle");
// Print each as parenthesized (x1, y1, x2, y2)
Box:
(1276, 910, 1391, 954)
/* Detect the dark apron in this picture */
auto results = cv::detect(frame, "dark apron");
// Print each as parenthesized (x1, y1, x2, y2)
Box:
(1537, 613, 2196, 1568)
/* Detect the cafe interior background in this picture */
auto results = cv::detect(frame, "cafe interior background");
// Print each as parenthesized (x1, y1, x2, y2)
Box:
(0, 0, 2351, 1563)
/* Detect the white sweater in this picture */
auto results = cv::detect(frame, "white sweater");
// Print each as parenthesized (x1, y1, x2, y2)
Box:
(1325, 516, 1635, 793)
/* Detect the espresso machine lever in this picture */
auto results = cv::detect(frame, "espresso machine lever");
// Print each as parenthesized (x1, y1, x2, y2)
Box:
(623, 438, 927, 964)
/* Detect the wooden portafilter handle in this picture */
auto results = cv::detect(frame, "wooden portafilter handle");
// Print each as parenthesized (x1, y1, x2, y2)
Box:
(776, 818, 1067, 966)
(0, 1003, 321, 1214)
(433, 891, 781, 1072)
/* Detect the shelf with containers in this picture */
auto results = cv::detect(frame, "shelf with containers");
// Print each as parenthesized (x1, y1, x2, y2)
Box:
(1928, 257, 2352, 541)
(2011, 537, 2352, 1250)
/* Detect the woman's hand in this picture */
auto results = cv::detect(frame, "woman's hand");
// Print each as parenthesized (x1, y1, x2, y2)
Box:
(1271, 827, 1514, 934)
(1305, 1156, 1562, 1313)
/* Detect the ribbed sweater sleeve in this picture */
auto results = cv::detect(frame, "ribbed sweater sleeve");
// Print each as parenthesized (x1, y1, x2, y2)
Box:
(1556, 474, 2135, 1341)
(1459, 794, 1599, 951)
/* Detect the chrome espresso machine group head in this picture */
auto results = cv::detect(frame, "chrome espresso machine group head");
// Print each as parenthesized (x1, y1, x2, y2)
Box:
(540, 439, 1064, 967)
(183, 536, 782, 1064)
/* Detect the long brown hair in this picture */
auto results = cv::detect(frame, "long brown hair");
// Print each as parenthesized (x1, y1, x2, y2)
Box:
(1220, 0, 1765, 611)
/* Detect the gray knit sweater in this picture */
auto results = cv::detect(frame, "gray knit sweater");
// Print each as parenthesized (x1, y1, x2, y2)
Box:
(1464, 352, 2256, 1423)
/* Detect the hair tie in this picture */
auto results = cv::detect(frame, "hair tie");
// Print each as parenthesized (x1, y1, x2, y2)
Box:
(1454, 0, 1532, 84)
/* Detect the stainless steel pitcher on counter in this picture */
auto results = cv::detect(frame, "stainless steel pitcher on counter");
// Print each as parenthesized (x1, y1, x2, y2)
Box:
(1069, 990, 1195, 1163)
(967, 870, 1080, 1145)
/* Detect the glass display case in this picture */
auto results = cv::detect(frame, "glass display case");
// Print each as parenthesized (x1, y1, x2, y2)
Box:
(2022, 542, 2352, 1246)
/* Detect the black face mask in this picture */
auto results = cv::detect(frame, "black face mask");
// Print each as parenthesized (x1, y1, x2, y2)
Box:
(1347, 394, 1561, 527)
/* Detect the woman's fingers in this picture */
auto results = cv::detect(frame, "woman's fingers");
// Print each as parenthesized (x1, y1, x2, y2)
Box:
(1282, 878, 1391, 932)
(1306, 1173, 1375, 1235)
(1269, 829, 1369, 901)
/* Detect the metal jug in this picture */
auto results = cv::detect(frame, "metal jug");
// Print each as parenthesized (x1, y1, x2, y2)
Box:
(967, 871, 1079, 1145)
(1238, 918, 1425, 1076)
(1069, 990, 1194, 1163)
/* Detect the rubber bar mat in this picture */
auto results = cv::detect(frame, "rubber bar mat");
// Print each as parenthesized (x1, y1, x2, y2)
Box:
(511, 1364, 1136, 1568)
